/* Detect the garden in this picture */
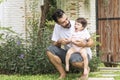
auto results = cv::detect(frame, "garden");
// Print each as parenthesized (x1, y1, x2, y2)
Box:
(0, 0, 120, 80)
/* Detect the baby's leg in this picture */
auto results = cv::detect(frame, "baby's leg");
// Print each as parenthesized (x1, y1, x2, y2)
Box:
(66, 48, 75, 71)
(79, 48, 88, 75)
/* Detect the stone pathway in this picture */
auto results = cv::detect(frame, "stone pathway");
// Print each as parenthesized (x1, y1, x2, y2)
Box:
(98, 67, 120, 71)
(88, 78, 114, 80)
(88, 67, 120, 80)
(99, 67, 120, 77)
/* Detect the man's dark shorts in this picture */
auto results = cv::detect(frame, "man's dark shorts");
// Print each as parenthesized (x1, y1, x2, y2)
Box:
(47, 45, 90, 64)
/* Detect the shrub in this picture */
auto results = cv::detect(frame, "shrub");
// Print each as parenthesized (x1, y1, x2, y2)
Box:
(89, 33, 101, 72)
(89, 55, 101, 72)
(0, 35, 26, 74)
(0, 28, 101, 74)
(0, 27, 56, 74)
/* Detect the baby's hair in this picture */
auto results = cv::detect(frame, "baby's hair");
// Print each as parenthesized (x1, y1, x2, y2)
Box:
(76, 18, 87, 28)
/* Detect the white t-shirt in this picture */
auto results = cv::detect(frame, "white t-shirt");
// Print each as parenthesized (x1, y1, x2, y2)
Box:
(69, 29, 90, 49)
(51, 20, 92, 59)
(71, 29, 91, 41)
(52, 20, 75, 41)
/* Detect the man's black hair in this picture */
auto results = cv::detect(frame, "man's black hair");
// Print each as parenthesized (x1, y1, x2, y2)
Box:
(52, 9, 65, 22)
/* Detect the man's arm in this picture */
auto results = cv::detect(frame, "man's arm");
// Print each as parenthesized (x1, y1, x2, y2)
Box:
(85, 38, 94, 47)
(53, 40, 61, 47)
(73, 38, 94, 47)
(53, 38, 70, 47)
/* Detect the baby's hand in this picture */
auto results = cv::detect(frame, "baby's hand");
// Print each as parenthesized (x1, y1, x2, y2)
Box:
(74, 38, 85, 42)
(58, 38, 69, 45)
(65, 38, 71, 43)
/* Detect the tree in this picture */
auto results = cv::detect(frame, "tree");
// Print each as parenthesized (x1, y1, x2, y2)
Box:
(38, 0, 50, 42)
(38, 0, 57, 42)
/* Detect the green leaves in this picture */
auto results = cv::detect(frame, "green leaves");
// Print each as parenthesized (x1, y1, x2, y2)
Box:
(0, 0, 3, 3)
(0, 27, 17, 41)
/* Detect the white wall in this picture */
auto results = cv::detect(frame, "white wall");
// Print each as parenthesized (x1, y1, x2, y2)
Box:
(0, 0, 96, 38)
(89, 0, 96, 33)
(0, 0, 25, 37)
(78, 0, 96, 33)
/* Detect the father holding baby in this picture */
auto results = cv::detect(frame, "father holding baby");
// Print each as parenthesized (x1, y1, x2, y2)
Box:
(46, 9, 94, 80)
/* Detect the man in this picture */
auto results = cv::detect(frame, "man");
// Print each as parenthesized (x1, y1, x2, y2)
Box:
(46, 9, 94, 80)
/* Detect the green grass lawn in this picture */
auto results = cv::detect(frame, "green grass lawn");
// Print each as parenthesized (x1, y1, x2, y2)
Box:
(0, 63, 120, 80)
(0, 71, 120, 80)
(0, 73, 80, 80)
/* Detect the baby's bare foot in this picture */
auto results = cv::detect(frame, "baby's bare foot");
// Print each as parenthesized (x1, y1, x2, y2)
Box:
(66, 65, 69, 71)
(83, 68, 88, 75)
(79, 67, 90, 80)
(58, 74, 66, 80)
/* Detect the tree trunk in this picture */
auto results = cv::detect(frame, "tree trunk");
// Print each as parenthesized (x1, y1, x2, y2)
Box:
(38, 0, 50, 42)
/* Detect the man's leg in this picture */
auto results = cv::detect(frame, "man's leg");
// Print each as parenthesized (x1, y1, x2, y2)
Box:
(71, 61, 84, 68)
(46, 51, 66, 79)
(70, 53, 84, 68)
(46, 45, 67, 79)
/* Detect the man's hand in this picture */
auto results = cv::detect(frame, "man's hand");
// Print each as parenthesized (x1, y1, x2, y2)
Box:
(72, 38, 94, 47)
(58, 38, 70, 45)
(53, 38, 70, 47)
(72, 40, 86, 47)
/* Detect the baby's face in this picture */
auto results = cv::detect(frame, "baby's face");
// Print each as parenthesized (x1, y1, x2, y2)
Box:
(74, 22, 84, 32)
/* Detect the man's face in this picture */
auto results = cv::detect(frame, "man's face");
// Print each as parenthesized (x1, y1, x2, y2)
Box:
(57, 14, 71, 28)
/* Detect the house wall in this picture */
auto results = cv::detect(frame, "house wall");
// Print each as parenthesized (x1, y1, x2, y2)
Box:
(0, 0, 96, 38)
(78, 0, 96, 33)
(25, 0, 42, 38)
(0, 0, 26, 37)
(0, 0, 42, 38)
(89, 0, 96, 33)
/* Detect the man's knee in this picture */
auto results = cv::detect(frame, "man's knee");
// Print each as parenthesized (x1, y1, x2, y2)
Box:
(71, 62, 84, 68)
(70, 53, 83, 63)
(47, 45, 61, 55)
(46, 50, 52, 57)
(70, 52, 90, 63)
(46, 50, 62, 63)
